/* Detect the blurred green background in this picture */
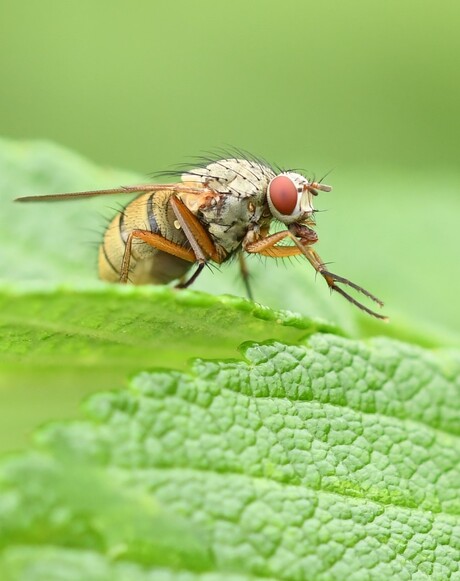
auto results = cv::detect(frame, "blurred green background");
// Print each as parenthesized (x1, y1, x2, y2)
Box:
(1, 0, 459, 337)
(1, 0, 459, 170)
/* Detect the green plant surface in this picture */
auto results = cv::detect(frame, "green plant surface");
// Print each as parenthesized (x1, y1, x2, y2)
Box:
(2, 137, 458, 452)
(1, 138, 460, 579)
(0, 336, 459, 580)
(0, 285, 337, 452)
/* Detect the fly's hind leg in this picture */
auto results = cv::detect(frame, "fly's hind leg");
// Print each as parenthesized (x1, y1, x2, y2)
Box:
(120, 195, 224, 287)
(120, 230, 196, 283)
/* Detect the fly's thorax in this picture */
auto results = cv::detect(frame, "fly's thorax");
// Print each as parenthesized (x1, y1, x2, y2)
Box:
(182, 158, 274, 255)
(181, 185, 271, 259)
(182, 158, 275, 197)
(199, 191, 271, 256)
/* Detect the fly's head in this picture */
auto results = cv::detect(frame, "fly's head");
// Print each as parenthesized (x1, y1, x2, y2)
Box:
(266, 172, 332, 227)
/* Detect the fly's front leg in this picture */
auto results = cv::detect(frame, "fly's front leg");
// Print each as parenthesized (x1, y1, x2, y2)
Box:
(245, 226, 386, 320)
(244, 230, 304, 257)
(299, 244, 385, 308)
(286, 225, 386, 320)
(243, 224, 318, 258)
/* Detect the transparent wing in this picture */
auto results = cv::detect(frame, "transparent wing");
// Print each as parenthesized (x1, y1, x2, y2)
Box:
(15, 183, 209, 202)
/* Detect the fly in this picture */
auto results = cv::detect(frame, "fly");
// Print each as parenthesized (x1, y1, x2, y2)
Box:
(16, 153, 387, 320)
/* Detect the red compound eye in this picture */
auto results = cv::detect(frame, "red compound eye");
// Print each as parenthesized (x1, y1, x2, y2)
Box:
(268, 175, 298, 215)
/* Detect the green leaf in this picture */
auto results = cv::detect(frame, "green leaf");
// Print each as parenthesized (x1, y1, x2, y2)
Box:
(0, 285, 338, 453)
(1, 138, 460, 578)
(0, 335, 459, 579)
(0, 546, 262, 581)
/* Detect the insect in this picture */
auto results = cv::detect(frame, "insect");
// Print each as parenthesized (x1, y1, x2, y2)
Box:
(16, 152, 386, 319)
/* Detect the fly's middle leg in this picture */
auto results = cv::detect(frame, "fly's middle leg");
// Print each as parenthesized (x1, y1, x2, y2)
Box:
(238, 252, 254, 300)
(175, 263, 206, 289)
(169, 195, 224, 289)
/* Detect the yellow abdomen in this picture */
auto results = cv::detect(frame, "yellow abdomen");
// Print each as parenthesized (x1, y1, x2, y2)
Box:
(98, 191, 192, 285)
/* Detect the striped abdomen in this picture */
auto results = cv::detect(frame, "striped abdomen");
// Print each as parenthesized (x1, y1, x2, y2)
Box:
(98, 190, 193, 285)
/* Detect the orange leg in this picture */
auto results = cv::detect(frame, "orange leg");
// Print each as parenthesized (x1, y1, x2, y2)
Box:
(120, 196, 224, 285)
(120, 230, 195, 283)
(244, 230, 303, 257)
(170, 196, 223, 263)
(245, 229, 387, 320)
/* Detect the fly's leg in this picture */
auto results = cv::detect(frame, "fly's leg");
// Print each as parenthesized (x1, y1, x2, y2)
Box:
(175, 263, 206, 289)
(170, 196, 222, 263)
(120, 230, 195, 283)
(238, 252, 253, 300)
(120, 195, 224, 285)
(169, 196, 224, 289)
(296, 245, 386, 313)
(245, 227, 386, 320)
(244, 230, 303, 257)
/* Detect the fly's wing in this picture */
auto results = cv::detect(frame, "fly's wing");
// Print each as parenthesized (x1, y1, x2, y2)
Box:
(15, 183, 211, 202)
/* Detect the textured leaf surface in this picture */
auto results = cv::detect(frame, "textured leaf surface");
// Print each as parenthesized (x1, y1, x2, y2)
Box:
(1, 336, 459, 580)
(1, 137, 460, 579)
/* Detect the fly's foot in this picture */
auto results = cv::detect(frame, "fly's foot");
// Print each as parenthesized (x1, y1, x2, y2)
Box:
(319, 268, 387, 320)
